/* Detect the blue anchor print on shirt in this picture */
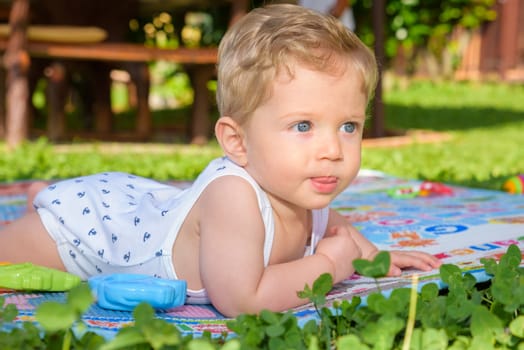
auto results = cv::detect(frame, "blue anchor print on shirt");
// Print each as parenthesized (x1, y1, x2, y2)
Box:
(97, 249, 104, 258)
(73, 239, 80, 246)
(111, 234, 118, 243)
(74, 179, 83, 183)
(126, 184, 135, 190)
(48, 184, 57, 190)
(101, 189, 111, 194)
(82, 207, 90, 215)
(143, 232, 151, 242)
(127, 194, 135, 200)
(99, 179, 108, 183)
(77, 191, 85, 198)
(155, 249, 163, 257)
(88, 228, 97, 236)
(96, 265, 102, 273)
(102, 201, 110, 208)
(59, 217, 65, 225)
(216, 166, 226, 171)
(161, 210, 168, 216)
(134, 216, 140, 226)
(69, 250, 76, 259)
(123, 251, 131, 262)
(102, 215, 111, 221)
(51, 199, 61, 205)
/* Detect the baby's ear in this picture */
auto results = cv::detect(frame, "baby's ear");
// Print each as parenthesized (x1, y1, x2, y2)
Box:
(214, 117, 248, 166)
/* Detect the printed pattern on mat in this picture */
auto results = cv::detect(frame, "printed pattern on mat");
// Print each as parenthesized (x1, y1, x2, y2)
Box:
(1, 174, 523, 337)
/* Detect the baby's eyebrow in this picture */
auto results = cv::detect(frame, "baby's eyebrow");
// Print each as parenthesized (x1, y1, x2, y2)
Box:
(346, 114, 366, 121)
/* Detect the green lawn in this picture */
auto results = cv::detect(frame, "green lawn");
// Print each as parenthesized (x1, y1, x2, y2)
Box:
(1, 79, 524, 191)
(362, 80, 524, 190)
(363, 81, 524, 189)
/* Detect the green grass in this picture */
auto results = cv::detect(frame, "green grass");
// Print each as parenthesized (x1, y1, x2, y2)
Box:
(382, 80, 524, 131)
(361, 80, 524, 190)
(2, 80, 524, 191)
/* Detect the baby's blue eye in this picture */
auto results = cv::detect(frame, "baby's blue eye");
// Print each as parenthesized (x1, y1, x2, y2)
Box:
(294, 121, 312, 132)
(340, 122, 356, 133)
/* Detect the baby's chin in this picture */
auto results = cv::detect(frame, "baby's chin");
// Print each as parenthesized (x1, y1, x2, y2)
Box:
(303, 195, 339, 210)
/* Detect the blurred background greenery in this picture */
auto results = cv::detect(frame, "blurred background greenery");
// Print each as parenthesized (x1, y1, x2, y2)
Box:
(4, 79, 523, 192)
(1, 0, 523, 191)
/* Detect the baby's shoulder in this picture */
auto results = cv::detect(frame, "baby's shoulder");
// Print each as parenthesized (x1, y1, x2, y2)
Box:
(195, 175, 267, 232)
(191, 157, 268, 214)
(203, 175, 259, 201)
(195, 157, 261, 198)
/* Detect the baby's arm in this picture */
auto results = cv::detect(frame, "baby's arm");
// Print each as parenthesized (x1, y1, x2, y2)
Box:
(197, 176, 353, 316)
(327, 210, 441, 277)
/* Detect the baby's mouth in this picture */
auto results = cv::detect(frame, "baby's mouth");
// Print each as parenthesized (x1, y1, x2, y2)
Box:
(310, 176, 339, 193)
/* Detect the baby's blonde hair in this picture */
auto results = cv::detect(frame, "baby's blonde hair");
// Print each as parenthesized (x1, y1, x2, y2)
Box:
(216, 3, 378, 124)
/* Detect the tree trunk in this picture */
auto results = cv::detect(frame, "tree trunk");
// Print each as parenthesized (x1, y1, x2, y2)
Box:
(3, 0, 30, 148)
(371, 0, 385, 138)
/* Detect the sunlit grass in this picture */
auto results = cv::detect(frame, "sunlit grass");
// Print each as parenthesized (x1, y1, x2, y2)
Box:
(360, 79, 524, 189)
(2, 80, 524, 190)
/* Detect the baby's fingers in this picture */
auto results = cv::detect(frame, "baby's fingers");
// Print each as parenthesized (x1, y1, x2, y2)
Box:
(389, 251, 442, 276)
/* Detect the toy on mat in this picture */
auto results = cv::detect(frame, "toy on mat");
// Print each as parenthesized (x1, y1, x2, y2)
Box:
(388, 181, 454, 199)
(0, 262, 81, 291)
(88, 274, 187, 311)
(502, 175, 524, 194)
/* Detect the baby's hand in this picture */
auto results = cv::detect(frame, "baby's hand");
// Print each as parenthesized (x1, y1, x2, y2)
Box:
(386, 250, 442, 276)
(315, 226, 362, 282)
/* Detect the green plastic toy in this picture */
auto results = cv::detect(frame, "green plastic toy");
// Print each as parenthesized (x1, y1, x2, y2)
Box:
(0, 262, 81, 291)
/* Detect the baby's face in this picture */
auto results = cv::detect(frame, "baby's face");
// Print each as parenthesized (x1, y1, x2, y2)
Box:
(241, 61, 368, 209)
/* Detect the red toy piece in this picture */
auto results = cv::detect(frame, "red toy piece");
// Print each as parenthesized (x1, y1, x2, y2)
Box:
(419, 181, 454, 197)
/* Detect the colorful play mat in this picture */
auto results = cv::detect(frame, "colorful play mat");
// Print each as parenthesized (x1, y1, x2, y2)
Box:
(1, 171, 523, 339)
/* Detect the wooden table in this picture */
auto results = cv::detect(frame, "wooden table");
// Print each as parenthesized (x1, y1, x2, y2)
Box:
(0, 0, 250, 147)
(0, 39, 218, 144)
(0, 41, 218, 64)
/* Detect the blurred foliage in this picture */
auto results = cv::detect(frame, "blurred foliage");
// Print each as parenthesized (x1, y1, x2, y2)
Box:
(127, 6, 227, 49)
(352, 0, 496, 75)
(5, 81, 524, 192)
(123, 5, 228, 113)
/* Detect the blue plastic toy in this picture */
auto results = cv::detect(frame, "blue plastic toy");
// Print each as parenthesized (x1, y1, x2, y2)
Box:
(88, 274, 187, 311)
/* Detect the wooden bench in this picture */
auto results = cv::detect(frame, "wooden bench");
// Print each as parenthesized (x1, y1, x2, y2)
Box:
(0, 39, 218, 144)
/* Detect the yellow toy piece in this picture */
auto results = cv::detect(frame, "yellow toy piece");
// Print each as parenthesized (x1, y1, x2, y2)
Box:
(0, 263, 81, 292)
